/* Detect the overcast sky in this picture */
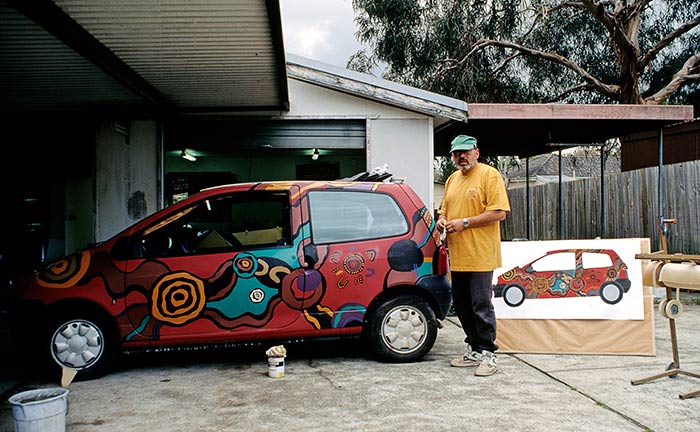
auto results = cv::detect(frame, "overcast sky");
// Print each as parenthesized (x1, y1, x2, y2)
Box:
(279, 0, 365, 68)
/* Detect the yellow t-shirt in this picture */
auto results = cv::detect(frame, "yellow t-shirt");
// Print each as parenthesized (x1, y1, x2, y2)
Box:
(438, 163, 510, 271)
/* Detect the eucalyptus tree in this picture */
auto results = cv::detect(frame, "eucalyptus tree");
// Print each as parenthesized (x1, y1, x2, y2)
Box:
(352, 0, 700, 106)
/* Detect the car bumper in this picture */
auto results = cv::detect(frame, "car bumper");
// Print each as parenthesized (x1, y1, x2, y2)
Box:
(417, 274, 452, 320)
(619, 279, 632, 293)
(493, 284, 505, 297)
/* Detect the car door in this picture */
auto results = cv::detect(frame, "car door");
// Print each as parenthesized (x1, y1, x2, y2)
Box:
(301, 188, 410, 331)
(123, 187, 304, 344)
(528, 250, 577, 297)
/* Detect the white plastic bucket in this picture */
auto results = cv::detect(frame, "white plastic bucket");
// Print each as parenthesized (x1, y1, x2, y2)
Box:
(8, 387, 69, 432)
(268, 357, 285, 378)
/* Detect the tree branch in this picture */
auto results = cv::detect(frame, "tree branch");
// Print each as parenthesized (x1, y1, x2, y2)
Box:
(462, 39, 619, 99)
(581, 0, 615, 34)
(645, 53, 700, 104)
(547, 83, 592, 102)
(521, 2, 584, 41)
(640, 16, 700, 69)
(493, 52, 522, 76)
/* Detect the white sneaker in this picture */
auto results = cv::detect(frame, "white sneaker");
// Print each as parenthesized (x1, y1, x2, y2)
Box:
(450, 345, 481, 367)
(474, 350, 498, 376)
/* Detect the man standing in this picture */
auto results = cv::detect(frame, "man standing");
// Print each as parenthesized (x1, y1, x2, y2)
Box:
(436, 135, 510, 377)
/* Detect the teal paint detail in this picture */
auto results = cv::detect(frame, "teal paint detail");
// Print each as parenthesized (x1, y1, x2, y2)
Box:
(416, 261, 432, 277)
(332, 305, 366, 328)
(207, 225, 310, 318)
(126, 315, 151, 341)
(208, 279, 279, 317)
(206, 219, 308, 319)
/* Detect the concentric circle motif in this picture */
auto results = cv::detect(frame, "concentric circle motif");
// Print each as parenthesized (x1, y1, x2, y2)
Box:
(571, 277, 586, 291)
(249, 288, 265, 303)
(151, 272, 206, 325)
(37, 250, 91, 288)
(606, 268, 617, 279)
(343, 254, 365, 275)
(280, 268, 324, 310)
(233, 253, 258, 278)
(501, 269, 516, 281)
(532, 276, 550, 294)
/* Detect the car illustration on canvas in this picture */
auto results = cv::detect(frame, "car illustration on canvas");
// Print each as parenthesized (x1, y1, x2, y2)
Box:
(493, 249, 631, 307)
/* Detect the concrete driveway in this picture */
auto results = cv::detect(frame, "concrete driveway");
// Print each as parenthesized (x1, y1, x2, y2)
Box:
(2, 297, 699, 432)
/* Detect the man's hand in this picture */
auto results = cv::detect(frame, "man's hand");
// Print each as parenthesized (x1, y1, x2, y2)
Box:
(436, 217, 448, 233)
(444, 219, 465, 234)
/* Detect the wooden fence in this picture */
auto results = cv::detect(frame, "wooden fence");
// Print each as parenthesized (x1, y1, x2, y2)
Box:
(501, 159, 700, 254)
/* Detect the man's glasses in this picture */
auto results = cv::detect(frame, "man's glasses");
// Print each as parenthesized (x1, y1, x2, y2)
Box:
(451, 149, 475, 156)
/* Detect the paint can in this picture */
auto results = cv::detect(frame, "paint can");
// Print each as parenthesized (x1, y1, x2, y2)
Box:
(268, 356, 285, 378)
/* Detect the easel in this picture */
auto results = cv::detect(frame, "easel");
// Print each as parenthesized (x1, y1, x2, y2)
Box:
(631, 218, 700, 399)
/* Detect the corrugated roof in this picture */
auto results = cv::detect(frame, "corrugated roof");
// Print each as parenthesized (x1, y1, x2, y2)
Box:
(286, 54, 468, 124)
(0, 0, 289, 115)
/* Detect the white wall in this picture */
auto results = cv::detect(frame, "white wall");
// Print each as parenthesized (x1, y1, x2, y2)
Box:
(95, 120, 158, 242)
(367, 118, 434, 209)
(286, 79, 435, 208)
(286, 79, 425, 119)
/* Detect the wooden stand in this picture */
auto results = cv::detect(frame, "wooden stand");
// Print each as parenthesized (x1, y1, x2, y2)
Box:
(631, 252, 700, 399)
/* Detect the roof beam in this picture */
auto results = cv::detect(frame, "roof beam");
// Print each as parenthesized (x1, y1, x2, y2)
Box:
(5, 0, 176, 112)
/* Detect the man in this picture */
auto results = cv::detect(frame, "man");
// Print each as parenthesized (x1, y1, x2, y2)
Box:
(436, 134, 510, 377)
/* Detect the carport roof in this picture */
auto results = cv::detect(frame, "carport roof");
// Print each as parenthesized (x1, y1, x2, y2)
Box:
(0, 0, 289, 115)
(436, 103, 695, 158)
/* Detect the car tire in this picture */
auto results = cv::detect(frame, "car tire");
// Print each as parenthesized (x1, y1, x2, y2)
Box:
(365, 295, 437, 363)
(503, 284, 526, 307)
(45, 309, 118, 381)
(599, 281, 624, 304)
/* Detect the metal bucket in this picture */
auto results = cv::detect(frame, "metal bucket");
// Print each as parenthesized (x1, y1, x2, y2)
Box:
(8, 387, 69, 432)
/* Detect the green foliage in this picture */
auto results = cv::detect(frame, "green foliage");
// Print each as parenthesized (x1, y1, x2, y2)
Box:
(352, 0, 700, 109)
(433, 155, 520, 184)
(433, 156, 455, 183)
(353, 0, 531, 102)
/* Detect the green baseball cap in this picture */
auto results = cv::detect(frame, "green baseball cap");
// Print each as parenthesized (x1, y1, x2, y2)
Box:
(450, 135, 478, 152)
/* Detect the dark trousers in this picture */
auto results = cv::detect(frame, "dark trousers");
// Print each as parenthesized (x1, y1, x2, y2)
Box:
(451, 271, 498, 354)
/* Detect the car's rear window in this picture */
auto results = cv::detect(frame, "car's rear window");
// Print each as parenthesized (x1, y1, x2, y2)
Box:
(308, 190, 408, 244)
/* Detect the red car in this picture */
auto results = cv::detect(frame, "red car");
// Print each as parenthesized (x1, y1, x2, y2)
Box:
(11, 180, 451, 380)
(493, 249, 631, 307)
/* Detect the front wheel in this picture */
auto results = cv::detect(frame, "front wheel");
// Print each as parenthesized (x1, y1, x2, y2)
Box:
(365, 295, 437, 363)
(45, 310, 118, 381)
(503, 284, 526, 307)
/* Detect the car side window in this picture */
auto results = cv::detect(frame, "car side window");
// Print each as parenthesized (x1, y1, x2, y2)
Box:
(139, 191, 291, 258)
(530, 252, 576, 272)
(581, 252, 613, 269)
(308, 190, 408, 244)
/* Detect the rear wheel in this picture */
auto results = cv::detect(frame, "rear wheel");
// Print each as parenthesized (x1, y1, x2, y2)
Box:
(366, 295, 437, 363)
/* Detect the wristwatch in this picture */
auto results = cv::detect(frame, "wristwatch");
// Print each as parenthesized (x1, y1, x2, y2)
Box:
(462, 218, 470, 228)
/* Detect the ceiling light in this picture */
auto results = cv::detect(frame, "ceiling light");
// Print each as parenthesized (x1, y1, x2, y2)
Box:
(311, 148, 319, 160)
(181, 149, 196, 162)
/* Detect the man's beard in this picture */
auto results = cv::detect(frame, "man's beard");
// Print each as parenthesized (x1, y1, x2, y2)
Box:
(458, 159, 473, 171)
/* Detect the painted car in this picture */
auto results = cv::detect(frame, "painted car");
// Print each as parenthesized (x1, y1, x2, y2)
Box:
(493, 248, 631, 307)
(11, 180, 451, 380)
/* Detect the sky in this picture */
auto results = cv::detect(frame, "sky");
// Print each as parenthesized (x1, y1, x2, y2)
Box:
(279, 0, 365, 68)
